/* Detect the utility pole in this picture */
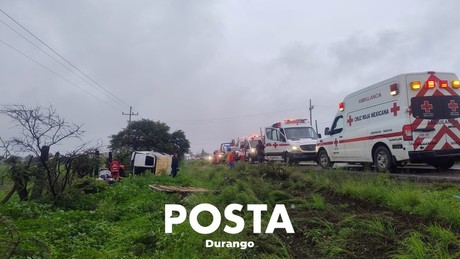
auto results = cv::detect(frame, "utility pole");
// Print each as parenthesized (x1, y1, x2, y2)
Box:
(309, 99, 314, 126)
(315, 120, 318, 136)
(122, 106, 138, 124)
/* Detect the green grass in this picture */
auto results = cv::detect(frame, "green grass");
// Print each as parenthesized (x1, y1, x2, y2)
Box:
(0, 161, 291, 258)
(2, 161, 460, 258)
(310, 194, 326, 210)
(395, 225, 460, 258)
(304, 170, 460, 227)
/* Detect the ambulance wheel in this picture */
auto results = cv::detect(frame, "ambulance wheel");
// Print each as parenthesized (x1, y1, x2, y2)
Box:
(317, 149, 333, 169)
(430, 160, 455, 170)
(373, 146, 394, 172)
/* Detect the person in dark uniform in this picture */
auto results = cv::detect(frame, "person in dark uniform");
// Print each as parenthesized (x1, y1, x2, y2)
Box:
(256, 140, 265, 163)
(171, 153, 179, 177)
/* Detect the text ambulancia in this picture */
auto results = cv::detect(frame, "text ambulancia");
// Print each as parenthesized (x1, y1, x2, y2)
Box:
(317, 71, 460, 171)
(264, 119, 318, 165)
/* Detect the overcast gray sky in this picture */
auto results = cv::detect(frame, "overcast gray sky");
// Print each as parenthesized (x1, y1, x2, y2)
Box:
(1, 0, 460, 154)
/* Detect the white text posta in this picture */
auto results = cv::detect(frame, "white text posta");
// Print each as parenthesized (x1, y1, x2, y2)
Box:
(165, 203, 294, 234)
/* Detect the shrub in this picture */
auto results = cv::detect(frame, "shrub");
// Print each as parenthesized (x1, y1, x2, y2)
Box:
(72, 177, 108, 194)
(254, 162, 291, 181)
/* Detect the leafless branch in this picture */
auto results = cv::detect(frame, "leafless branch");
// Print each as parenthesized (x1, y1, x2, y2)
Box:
(0, 104, 85, 155)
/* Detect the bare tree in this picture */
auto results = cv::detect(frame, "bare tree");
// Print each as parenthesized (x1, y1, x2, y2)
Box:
(0, 104, 86, 202)
(1, 105, 84, 155)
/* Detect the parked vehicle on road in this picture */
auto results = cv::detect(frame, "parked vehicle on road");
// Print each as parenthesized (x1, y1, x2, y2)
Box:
(317, 71, 460, 171)
(264, 119, 318, 165)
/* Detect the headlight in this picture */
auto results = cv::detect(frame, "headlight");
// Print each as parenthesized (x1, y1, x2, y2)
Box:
(291, 145, 299, 151)
(250, 148, 256, 153)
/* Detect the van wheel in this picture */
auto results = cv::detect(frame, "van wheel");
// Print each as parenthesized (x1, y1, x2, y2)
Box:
(317, 149, 333, 169)
(374, 146, 393, 172)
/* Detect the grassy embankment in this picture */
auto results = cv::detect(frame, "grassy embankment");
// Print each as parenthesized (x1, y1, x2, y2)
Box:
(1, 161, 460, 258)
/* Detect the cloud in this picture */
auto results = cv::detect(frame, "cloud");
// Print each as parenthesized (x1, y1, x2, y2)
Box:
(1, 0, 460, 154)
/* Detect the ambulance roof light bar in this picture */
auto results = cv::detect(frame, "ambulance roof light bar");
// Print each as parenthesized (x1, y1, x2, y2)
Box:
(339, 102, 344, 111)
(411, 79, 460, 90)
(283, 119, 307, 124)
(250, 134, 260, 139)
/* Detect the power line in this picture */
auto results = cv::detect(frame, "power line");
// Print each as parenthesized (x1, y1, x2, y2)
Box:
(0, 38, 124, 112)
(0, 8, 131, 109)
(0, 17, 128, 109)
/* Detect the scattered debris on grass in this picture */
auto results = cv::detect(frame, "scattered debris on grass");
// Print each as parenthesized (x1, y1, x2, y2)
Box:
(149, 184, 217, 194)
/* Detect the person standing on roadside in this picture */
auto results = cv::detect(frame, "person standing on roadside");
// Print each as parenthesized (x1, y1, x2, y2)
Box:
(256, 140, 265, 163)
(227, 150, 236, 168)
(171, 153, 179, 177)
(109, 159, 120, 181)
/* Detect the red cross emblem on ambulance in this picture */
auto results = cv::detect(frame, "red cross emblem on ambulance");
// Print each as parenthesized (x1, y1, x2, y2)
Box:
(421, 101, 433, 113)
(390, 102, 400, 116)
(334, 138, 339, 147)
(273, 142, 278, 148)
(448, 100, 459, 112)
(347, 115, 353, 126)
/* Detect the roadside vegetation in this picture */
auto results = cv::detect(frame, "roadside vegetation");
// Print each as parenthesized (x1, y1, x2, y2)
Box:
(1, 161, 460, 258)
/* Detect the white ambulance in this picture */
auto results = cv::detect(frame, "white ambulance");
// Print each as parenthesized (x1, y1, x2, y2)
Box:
(317, 71, 460, 171)
(264, 119, 318, 165)
(240, 134, 263, 163)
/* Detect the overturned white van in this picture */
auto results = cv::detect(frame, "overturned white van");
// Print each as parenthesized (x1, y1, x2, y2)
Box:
(131, 151, 172, 175)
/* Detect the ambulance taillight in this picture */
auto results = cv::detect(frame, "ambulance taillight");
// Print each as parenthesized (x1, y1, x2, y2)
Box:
(339, 102, 344, 111)
(426, 80, 436, 89)
(440, 80, 448, 88)
(390, 83, 399, 96)
(402, 125, 413, 141)
(411, 81, 421, 90)
(453, 80, 460, 89)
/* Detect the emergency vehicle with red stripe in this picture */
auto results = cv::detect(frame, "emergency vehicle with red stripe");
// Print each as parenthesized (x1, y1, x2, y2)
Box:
(239, 134, 263, 163)
(264, 119, 318, 165)
(317, 71, 460, 171)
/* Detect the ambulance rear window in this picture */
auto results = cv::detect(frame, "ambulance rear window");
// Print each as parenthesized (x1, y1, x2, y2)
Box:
(411, 96, 460, 119)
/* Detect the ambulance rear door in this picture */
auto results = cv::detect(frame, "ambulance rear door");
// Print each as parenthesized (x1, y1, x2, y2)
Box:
(406, 72, 460, 153)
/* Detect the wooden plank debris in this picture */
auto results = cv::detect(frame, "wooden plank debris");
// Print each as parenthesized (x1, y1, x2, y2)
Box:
(149, 184, 216, 194)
